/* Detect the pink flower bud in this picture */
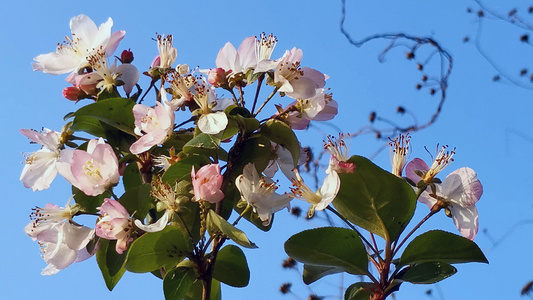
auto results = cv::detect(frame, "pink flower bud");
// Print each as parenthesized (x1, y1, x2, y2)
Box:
(208, 68, 228, 87)
(62, 86, 86, 101)
(120, 49, 134, 63)
(191, 164, 224, 204)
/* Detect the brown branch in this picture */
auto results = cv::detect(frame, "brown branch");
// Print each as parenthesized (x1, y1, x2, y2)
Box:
(340, 0, 452, 138)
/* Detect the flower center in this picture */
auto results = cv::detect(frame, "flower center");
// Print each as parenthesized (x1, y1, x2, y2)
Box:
(83, 158, 103, 179)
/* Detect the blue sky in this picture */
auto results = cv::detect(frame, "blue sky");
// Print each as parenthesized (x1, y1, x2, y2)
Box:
(2, 0, 533, 299)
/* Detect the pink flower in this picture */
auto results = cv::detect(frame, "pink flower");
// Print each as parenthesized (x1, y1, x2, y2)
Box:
(324, 134, 355, 174)
(57, 138, 120, 196)
(96, 198, 133, 254)
(191, 164, 224, 204)
(405, 145, 455, 184)
(130, 101, 175, 154)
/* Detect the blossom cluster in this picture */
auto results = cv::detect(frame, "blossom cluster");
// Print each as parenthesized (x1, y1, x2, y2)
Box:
(21, 14, 342, 275)
(21, 15, 484, 297)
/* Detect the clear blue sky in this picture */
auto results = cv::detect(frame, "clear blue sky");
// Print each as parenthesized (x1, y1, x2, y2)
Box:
(2, 0, 532, 299)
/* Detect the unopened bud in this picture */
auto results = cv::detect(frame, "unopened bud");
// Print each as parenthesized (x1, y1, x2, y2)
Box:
(279, 283, 292, 294)
(369, 111, 376, 123)
(121, 49, 134, 63)
(208, 68, 228, 87)
(62, 86, 87, 101)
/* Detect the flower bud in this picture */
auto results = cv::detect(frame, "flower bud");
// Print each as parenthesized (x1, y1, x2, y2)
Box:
(62, 86, 86, 101)
(120, 49, 134, 63)
(208, 68, 228, 87)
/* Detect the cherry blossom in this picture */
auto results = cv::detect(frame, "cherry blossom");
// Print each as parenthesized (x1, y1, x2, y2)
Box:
(24, 202, 94, 275)
(130, 100, 175, 154)
(56, 138, 120, 196)
(235, 163, 292, 226)
(274, 47, 326, 99)
(134, 180, 188, 233)
(291, 169, 340, 217)
(96, 198, 133, 254)
(33, 14, 125, 75)
(20, 128, 62, 191)
(151, 34, 177, 70)
(191, 164, 224, 204)
(418, 168, 483, 240)
(405, 145, 456, 185)
(72, 50, 140, 95)
(324, 133, 355, 174)
(389, 133, 411, 177)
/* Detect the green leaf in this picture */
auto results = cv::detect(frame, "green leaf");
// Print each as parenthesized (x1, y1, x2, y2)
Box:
(125, 226, 192, 273)
(122, 162, 143, 190)
(161, 155, 211, 184)
(163, 267, 197, 300)
(345, 282, 375, 300)
(229, 135, 272, 177)
(119, 183, 153, 219)
(96, 239, 127, 291)
(213, 245, 250, 287)
(396, 262, 457, 284)
(206, 210, 257, 249)
(183, 133, 223, 158)
(303, 264, 343, 285)
(70, 115, 107, 137)
(284, 227, 368, 275)
(72, 97, 136, 135)
(185, 279, 221, 300)
(72, 187, 110, 214)
(259, 119, 299, 166)
(333, 155, 416, 242)
(399, 230, 488, 266)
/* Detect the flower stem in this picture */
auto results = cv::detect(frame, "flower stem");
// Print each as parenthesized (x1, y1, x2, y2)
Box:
(251, 74, 265, 114)
(392, 210, 437, 257)
(325, 206, 379, 256)
(253, 86, 279, 117)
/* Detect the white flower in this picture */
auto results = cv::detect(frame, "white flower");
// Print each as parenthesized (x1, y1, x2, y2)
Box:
(418, 167, 483, 240)
(299, 88, 338, 121)
(20, 128, 62, 191)
(291, 170, 340, 217)
(235, 163, 292, 226)
(24, 202, 94, 275)
(215, 36, 257, 74)
(263, 143, 307, 180)
(32, 14, 125, 75)
(74, 50, 140, 95)
(274, 48, 326, 99)
(193, 81, 229, 135)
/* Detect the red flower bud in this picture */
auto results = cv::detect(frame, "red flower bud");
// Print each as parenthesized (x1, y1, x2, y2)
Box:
(121, 49, 134, 63)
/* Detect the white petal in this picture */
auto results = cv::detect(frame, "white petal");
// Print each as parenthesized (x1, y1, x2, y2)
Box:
(20, 150, 59, 191)
(198, 112, 228, 135)
(115, 63, 140, 94)
(216, 42, 237, 71)
(450, 205, 479, 240)
(134, 211, 170, 233)
(315, 171, 340, 210)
